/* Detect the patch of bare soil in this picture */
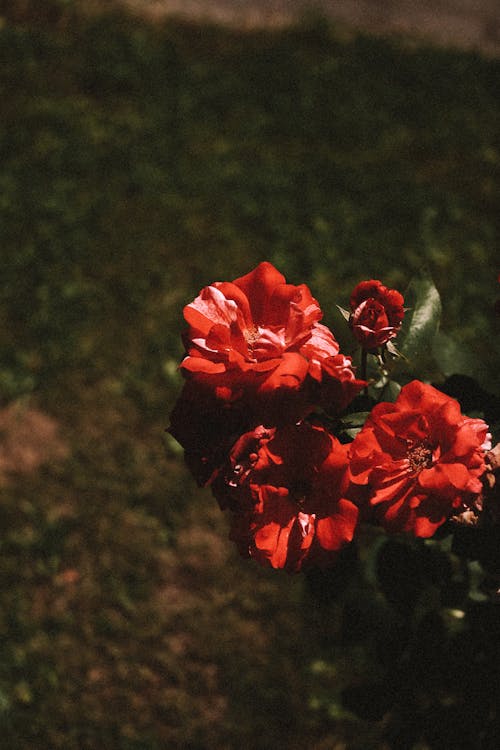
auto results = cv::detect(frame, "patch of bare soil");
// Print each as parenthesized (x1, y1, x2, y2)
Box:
(0, 402, 69, 482)
(118, 0, 500, 55)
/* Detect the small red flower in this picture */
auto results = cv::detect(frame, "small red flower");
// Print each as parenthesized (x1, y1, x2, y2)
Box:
(213, 421, 359, 572)
(348, 380, 490, 537)
(180, 262, 362, 417)
(349, 279, 404, 350)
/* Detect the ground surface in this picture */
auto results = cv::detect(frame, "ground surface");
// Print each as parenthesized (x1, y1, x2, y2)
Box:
(121, 0, 500, 55)
(1, 5, 499, 748)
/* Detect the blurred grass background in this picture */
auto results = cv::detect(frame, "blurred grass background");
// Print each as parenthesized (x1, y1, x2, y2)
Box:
(0, 1, 499, 747)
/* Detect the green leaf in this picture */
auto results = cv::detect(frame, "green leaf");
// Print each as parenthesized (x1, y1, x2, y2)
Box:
(369, 378, 401, 403)
(340, 411, 370, 428)
(163, 431, 185, 456)
(342, 427, 363, 440)
(398, 271, 442, 367)
(432, 330, 479, 380)
(336, 304, 351, 322)
(338, 411, 370, 441)
(385, 340, 405, 360)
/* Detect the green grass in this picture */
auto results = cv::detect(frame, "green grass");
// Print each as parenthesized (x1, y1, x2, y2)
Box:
(0, 5, 499, 748)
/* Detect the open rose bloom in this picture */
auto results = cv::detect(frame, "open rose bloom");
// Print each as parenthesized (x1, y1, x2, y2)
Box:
(212, 422, 358, 572)
(348, 380, 490, 537)
(181, 262, 364, 421)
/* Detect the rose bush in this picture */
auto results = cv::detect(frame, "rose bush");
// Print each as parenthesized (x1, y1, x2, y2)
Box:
(167, 262, 498, 750)
(169, 262, 497, 574)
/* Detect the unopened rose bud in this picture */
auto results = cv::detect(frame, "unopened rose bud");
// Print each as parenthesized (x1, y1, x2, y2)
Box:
(349, 279, 405, 351)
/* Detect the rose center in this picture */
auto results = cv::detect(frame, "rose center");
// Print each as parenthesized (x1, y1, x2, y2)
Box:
(407, 441, 433, 472)
(243, 324, 284, 361)
(291, 479, 312, 508)
(244, 324, 262, 356)
(356, 299, 388, 329)
(244, 324, 259, 344)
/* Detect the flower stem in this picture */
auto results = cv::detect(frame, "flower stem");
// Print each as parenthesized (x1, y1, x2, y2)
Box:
(361, 349, 368, 396)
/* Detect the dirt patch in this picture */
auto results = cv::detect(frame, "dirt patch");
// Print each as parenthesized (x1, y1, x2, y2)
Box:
(0, 402, 69, 482)
(118, 0, 500, 55)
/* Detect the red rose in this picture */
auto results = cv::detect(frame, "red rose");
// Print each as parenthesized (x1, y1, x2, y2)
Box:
(348, 380, 490, 537)
(180, 262, 361, 417)
(349, 279, 404, 350)
(213, 421, 359, 572)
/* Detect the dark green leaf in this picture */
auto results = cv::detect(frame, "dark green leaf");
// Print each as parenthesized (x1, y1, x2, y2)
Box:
(385, 340, 405, 359)
(336, 305, 351, 322)
(398, 271, 442, 367)
(343, 427, 363, 440)
(369, 378, 401, 403)
(340, 411, 370, 427)
(432, 330, 479, 380)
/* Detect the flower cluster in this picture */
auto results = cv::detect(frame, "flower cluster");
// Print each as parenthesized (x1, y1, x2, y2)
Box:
(169, 262, 491, 572)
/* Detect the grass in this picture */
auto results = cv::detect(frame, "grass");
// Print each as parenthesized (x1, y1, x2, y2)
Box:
(0, 4, 499, 748)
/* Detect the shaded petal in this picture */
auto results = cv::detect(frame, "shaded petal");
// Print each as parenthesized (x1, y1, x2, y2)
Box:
(370, 473, 413, 505)
(258, 352, 309, 393)
(316, 499, 358, 550)
(254, 520, 292, 568)
(184, 285, 238, 334)
(233, 262, 286, 324)
(213, 281, 253, 328)
(418, 462, 470, 493)
(301, 323, 340, 380)
(452, 420, 489, 458)
(413, 514, 443, 538)
(181, 356, 226, 374)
